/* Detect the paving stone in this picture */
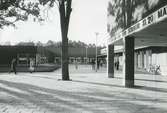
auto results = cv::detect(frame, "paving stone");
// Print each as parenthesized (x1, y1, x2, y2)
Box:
(0, 65, 167, 113)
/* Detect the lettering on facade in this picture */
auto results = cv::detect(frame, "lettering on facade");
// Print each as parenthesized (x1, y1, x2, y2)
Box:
(128, 23, 140, 34)
(109, 5, 167, 44)
(142, 14, 154, 27)
(122, 30, 127, 37)
(158, 6, 167, 18)
(147, 15, 154, 24)
(142, 19, 147, 26)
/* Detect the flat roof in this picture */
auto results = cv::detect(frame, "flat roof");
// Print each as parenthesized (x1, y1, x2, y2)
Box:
(0, 46, 37, 53)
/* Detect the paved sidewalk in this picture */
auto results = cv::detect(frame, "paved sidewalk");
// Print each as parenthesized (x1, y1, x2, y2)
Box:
(0, 64, 167, 113)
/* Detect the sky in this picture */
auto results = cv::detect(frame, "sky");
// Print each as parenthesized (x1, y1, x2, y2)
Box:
(0, 0, 109, 46)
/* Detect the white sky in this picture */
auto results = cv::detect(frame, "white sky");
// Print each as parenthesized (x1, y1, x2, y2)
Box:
(0, 0, 109, 46)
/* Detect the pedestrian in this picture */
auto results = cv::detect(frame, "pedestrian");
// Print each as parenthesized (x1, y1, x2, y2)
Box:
(9, 58, 17, 74)
(97, 59, 100, 70)
(91, 59, 95, 70)
(114, 61, 117, 69)
(116, 60, 119, 70)
(29, 58, 35, 73)
(74, 59, 78, 70)
(100, 60, 103, 67)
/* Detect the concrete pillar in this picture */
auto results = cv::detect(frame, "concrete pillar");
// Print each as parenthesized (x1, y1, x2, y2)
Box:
(107, 44, 114, 78)
(139, 51, 142, 68)
(122, 36, 135, 87)
(149, 50, 152, 66)
(145, 50, 149, 70)
(144, 52, 146, 69)
(142, 51, 145, 68)
(134, 52, 138, 71)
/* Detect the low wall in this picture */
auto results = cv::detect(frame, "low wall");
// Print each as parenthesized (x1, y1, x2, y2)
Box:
(0, 64, 60, 72)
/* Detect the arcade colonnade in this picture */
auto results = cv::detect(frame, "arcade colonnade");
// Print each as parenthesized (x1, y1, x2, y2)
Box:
(107, 37, 135, 88)
(107, 4, 167, 87)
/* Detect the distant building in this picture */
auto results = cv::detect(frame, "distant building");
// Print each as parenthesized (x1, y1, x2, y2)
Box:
(0, 45, 101, 67)
(44, 46, 101, 64)
(0, 46, 60, 72)
(0, 46, 37, 66)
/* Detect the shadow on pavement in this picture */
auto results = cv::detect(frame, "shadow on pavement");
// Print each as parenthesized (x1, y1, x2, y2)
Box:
(0, 79, 167, 112)
(72, 79, 167, 94)
(17, 73, 167, 94)
(115, 76, 167, 83)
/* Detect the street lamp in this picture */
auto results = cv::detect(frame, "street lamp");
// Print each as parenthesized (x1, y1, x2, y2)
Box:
(95, 32, 99, 72)
(85, 46, 88, 64)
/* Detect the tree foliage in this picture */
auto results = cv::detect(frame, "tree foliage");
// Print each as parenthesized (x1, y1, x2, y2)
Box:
(0, 0, 72, 80)
(17, 41, 35, 46)
(45, 40, 103, 48)
(0, 0, 43, 28)
(107, 0, 167, 36)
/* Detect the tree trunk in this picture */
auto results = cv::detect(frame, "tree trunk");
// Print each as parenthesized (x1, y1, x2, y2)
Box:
(122, 0, 126, 29)
(59, 0, 72, 80)
(126, 0, 133, 28)
(61, 32, 69, 80)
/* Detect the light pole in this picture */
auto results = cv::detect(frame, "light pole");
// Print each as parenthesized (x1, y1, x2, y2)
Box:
(95, 32, 99, 72)
(86, 46, 88, 64)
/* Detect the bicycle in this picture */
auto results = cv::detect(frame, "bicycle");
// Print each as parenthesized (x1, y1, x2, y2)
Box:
(148, 64, 160, 75)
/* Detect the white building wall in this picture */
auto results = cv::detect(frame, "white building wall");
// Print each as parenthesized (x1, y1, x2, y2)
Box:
(144, 52, 146, 69)
(119, 56, 123, 66)
(138, 51, 143, 68)
(113, 48, 167, 76)
(157, 53, 167, 75)
(149, 52, 167, 76)
(148, 50, 152, 67)
(152, 53, 157, 65)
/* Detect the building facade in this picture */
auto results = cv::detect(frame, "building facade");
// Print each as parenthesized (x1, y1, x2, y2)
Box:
(107, 0, 167, 87)
(45, 46, 101, 64)
(101, 46, 167, 75)
(0, 46, 37, 66)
